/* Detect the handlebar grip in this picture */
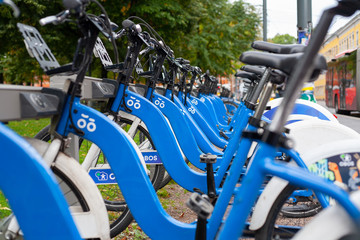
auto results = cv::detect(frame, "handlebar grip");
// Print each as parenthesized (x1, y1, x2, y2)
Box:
(122, 19, 135, 29)
(39, 16, 58, 26)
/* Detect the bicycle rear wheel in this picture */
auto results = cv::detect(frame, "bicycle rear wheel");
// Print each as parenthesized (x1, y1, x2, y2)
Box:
(0, 138, 109, 239)
(35, 122, 164, 237)
(254, 184, 319, 240)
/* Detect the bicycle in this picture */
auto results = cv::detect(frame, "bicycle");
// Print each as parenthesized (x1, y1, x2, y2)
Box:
(0, 2, 83, 239)
(20, 1, 360, 239)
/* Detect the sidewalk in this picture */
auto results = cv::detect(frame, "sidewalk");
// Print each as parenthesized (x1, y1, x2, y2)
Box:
(316, 100, 335, 114)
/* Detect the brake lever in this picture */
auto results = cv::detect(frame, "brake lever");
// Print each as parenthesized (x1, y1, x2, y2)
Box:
(111, 29, 123, 40)
(3, 0, 20, 17)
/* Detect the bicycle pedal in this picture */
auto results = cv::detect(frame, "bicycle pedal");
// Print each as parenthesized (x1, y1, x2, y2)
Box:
(186, 192, 214, 219)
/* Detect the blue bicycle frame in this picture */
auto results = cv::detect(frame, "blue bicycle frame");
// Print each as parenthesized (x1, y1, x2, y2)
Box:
(166, 89, 223, 155)
(0, 123, 81, 240)
(177, 91, 228, 148)
(218, 140, 360, 239)
(55, 95, 349, 240)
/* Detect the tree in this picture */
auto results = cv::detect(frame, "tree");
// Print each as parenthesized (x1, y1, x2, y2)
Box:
(270, 33, 296, 44)
(0, 0, 261, 84)
(0, 0, 79, 85)
(186, 0, 260, 75)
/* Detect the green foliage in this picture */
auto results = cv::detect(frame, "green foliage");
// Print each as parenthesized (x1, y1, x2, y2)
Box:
(0, 0, 261, 84)
(7, 118, 50, 137)
(186, 0, 260, 75)
(0, 0, 80, 84)
(157, 188, 170, 198)
(270, 33, 297, 44)
(0, 191, 11, 219)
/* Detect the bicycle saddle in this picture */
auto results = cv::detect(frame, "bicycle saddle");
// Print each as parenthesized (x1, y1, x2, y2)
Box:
(240, 65, 265, 76)
(251, 41, 306, 54)
(239, 51, 327, 81)
(270, 69, 287, 85)
(235, 71, 258, 82)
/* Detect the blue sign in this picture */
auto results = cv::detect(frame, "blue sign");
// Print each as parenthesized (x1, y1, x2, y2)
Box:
(88, 168, 117, 185)
(142, 151, 162, 164)
(89, 151, 162, 185)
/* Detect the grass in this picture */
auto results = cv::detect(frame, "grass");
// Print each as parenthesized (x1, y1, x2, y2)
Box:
(6, 118, 50, 137)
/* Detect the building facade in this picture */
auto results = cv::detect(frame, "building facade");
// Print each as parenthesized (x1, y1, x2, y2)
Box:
(316, 13, 360, 100)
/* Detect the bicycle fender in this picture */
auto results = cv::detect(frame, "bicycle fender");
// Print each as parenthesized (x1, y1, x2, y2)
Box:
(26, 138, 110, 239)
(250, 120, 360, 231)
(292, 191, 360, 240)
(264, 98, 338, 122)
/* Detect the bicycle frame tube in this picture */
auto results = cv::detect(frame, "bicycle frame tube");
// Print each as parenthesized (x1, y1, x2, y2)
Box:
(214, 106, 253, 187)
(56, 97, 198, 239)
(182, 95, 228, 148)
(218, 142, 360, 239)
(207, 94, 230, 124)
(109, 85, 208, 192)
(145, 87, 218, 170)
(208, 134, 256, 239)
(199, 93, 228, 125)
(161, 87, 255, 187)
(281, 148, 329, 208)
(0, 123, 81, 240)
(188, 95, 229, 130)
(167, 90, 223, 155)
(188, 95, 229, 132)
(151, 91, 207, 170)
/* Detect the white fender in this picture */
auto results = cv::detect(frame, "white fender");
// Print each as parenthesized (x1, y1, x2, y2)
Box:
(26, 138, 110, 239)
(266, 98, 338, 122)
(293, 190, 360, 240)
(250, 120, 360, 231)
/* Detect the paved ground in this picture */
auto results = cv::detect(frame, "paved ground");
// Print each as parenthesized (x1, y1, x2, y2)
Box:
(317, 100, 360, 133)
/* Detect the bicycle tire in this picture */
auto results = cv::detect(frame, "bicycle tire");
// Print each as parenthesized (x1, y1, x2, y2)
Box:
(117, 117, 165, 191)
(223, 101, 237, 116)
(35, 122, 165, 237)
(1, 139, 109, 239)
(254, 184, 299, 240)
(35, 126, 134, 237)
(280, 197, 322, 218)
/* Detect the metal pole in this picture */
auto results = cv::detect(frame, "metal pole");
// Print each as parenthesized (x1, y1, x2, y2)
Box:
(263, 0, 267, 41)
(297, 0, 312, 44)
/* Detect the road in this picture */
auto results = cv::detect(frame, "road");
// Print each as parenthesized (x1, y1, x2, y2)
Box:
(317, 100, 360, 133)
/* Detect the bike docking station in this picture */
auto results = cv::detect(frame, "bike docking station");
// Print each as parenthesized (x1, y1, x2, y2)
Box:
(17, 22, 163, 186)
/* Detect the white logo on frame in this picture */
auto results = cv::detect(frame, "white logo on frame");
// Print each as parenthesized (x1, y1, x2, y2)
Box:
(188, 106, 196, 114)
(127, 96, 141, 109)
(77, 114, 97, 132)
(154, 98, 165, 108)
